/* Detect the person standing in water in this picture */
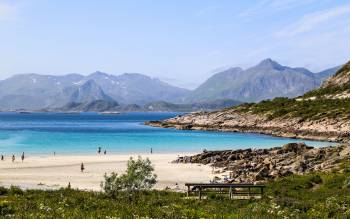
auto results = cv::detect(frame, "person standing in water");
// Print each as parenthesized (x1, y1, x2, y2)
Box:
(104, 150, 106, 155)
(151, 148, 153, 154)
(1, 155, 4, 161)
(81, 162, 85, 172)
(12, 155, 15, 163)
(21, 152, 25, 162)
(98, 147, 101, 154)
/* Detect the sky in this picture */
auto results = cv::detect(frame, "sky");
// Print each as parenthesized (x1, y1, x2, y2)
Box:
(0, 0, 350, 89)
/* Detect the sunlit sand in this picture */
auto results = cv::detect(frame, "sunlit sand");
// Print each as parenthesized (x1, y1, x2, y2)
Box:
(0, 153, 213, 191)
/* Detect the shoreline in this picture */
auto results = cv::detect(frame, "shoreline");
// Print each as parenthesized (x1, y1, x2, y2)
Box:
(1, 143, 348, 192)
(145, 121, 348, 143)
(0, 153, 214, 191)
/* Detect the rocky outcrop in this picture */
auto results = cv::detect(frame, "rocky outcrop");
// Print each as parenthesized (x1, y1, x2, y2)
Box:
(173, 143, 350, 183)
(145, 108, 350, 142)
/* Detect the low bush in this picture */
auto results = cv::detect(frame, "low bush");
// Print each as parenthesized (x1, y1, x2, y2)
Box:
(101, 156, 157, 198)
(237, 97, 350, 120)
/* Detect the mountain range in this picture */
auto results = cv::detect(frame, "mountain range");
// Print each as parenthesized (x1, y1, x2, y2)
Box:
(0, 72, 188, 110)
(0, 59, 341, 111)
(54, 99, 242, 112)
(147, 59, 350, 142)
(185, 59, 341, 103)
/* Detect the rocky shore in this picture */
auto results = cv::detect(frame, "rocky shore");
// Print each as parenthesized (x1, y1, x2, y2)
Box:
(173, 143, 350, 183)
(145, 109, 350, 143)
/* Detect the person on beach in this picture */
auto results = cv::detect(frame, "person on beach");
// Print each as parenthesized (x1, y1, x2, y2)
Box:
(104, 150, 107, 155)
(151, 147, 153, 154)
(12, 154, 15, 162)
(98, 147, 101, 154)
(21, 152, 25, 162)
(81, 162, 85, 172)
(54, 151, 56, 156)
(1, 155, 4, 161)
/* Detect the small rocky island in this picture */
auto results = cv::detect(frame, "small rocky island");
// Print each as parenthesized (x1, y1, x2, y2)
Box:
(174, 143, 350, 183)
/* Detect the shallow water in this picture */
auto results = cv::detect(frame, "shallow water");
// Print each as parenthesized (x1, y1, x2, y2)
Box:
(0, 112, 335, 155)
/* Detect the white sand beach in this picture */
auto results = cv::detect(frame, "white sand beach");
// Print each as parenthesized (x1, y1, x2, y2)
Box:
(0, 153, 214, 191)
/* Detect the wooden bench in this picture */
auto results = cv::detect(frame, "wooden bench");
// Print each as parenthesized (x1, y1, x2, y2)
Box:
(185, 183, 266, 200)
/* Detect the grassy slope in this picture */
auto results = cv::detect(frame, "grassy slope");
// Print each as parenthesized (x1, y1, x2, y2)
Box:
(237, 97, 350, 120)
(1, 160, 349, 218)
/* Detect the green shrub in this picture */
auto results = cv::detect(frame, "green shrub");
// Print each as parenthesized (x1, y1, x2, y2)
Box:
(0, 187, 7, 196)
(101, 156, 157, 197)
(310, 174, 322, 184)
(0, 200, 15, 216)
(8, 186, 23, 195)
(237, 97, 350, 120)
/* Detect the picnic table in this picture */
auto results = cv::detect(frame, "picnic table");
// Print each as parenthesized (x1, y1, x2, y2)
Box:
(185, 183, 266, 199)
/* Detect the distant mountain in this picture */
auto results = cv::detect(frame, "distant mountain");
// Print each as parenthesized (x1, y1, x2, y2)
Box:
(0, 72, 189, 110)
(185, 59, 341, 103)
(122, 104, 143, 112)
(313, 66, 342, 82)
(84, 71, 189, 105)
(0, 73, 85, 110)
(58, 100, 120, 112)
(53, 99, 240, 112)
(144, 99, 241, 112)
(0, 60, 340, 111)
(68, 80, 114, 103)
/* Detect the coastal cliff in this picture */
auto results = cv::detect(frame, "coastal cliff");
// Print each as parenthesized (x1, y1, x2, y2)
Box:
(146, 60, 350, 142)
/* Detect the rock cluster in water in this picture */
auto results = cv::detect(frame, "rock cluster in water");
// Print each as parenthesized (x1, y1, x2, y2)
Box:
(173, 143, 350, 183)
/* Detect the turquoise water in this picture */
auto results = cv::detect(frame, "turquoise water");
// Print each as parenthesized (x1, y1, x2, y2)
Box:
(0, 112, 335, 155)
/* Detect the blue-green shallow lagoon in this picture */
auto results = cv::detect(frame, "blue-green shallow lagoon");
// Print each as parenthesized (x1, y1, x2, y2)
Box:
(0, 112, 335, 155)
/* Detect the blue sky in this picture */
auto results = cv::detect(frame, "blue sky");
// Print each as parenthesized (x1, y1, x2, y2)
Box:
(0, 0, 350, 88)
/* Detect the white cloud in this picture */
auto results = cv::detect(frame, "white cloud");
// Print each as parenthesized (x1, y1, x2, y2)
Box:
(275, 3, 350, 37)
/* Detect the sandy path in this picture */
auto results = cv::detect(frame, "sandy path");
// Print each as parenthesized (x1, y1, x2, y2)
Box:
(0, 153, 213, 191)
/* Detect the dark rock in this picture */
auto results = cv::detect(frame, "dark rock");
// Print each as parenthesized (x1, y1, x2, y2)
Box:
(254, 167, 269, 181)
(282, 143, 313, 154)
(172, 144, 349, 183)
(280, 169, 293, 177)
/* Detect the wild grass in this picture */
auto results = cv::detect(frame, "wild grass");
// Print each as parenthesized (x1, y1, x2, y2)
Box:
(237, 97, 350, 120)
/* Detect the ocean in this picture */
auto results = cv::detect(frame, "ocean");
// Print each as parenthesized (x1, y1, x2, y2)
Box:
(0, 112, 335, 155)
